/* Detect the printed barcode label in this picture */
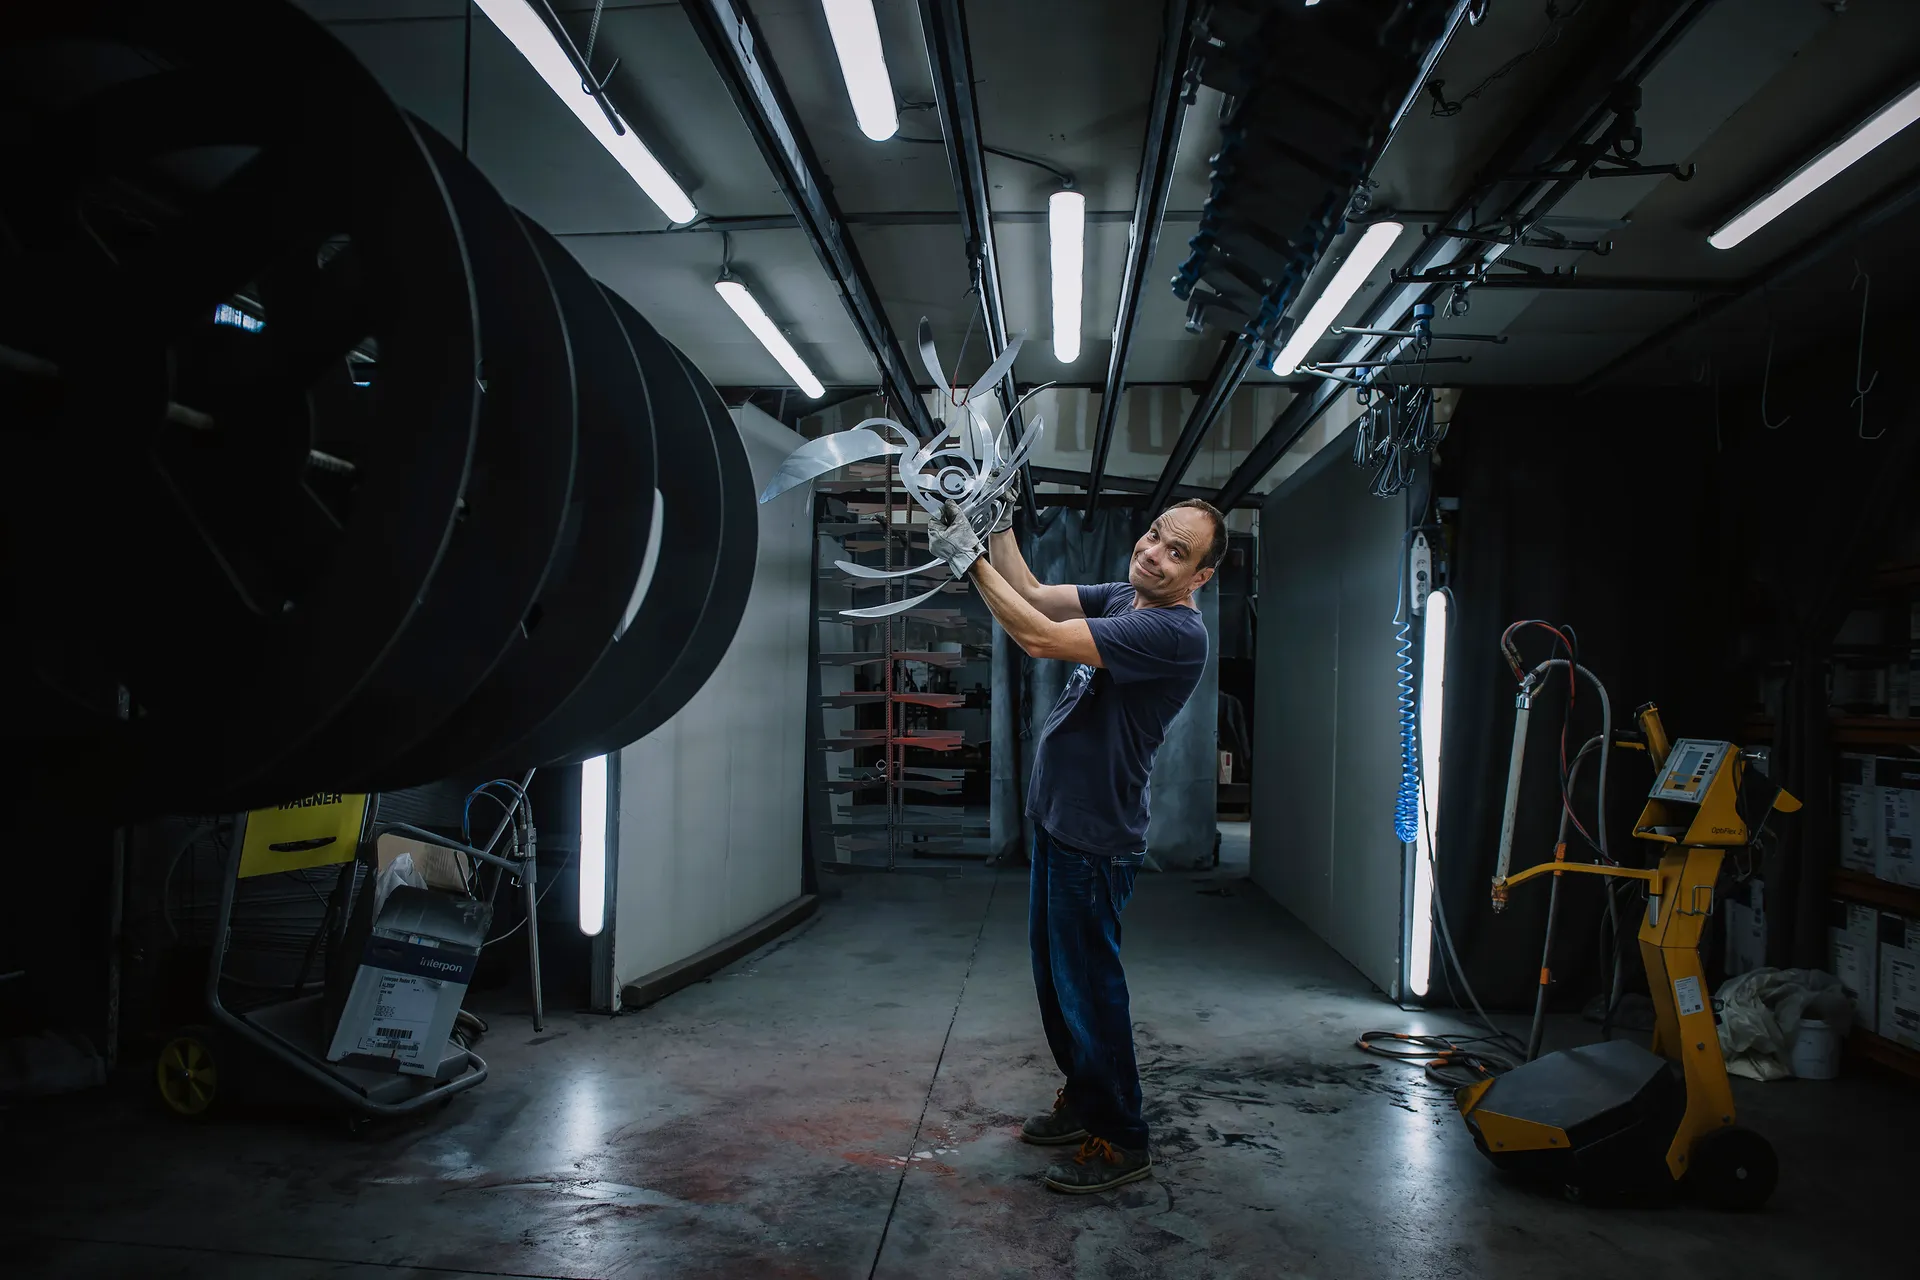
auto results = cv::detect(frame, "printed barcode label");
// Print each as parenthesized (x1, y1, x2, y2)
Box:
(375, 1027, 413, 1040)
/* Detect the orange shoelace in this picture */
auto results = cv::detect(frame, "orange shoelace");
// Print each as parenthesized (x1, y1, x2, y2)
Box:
(1074, 1136, 1121, 1166)
(1052, 1087, 1069, 1113)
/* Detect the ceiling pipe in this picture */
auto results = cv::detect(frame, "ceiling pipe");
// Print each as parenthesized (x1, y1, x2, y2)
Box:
(916, 0, 1037, 524)
(1210, 0, 1719, 512)
(1084, 0, 1198, 521)
(682, 0, 933, 438)
(1150, 0, 1479, 512)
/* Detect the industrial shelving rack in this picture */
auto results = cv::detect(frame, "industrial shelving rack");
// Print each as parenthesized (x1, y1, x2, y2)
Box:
(1746, 557, 1920, 1082)
(813, 460, 991, 869)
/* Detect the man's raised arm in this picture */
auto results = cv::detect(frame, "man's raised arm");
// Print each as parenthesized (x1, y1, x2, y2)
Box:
(986, 527, 1084, 622)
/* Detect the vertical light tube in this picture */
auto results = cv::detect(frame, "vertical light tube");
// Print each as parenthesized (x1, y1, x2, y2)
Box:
(578, 754, 608, 937)
(1049, 189, 1086, 363)
(820, 0, 898, 141)
(1409, 589, 1448, 998)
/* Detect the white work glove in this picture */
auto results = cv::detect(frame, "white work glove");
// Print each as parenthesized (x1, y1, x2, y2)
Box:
(988, 473, 1018, 534)
(928, 499, 984, 579)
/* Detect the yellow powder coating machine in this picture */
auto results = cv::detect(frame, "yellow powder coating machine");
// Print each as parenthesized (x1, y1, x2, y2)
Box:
(1454, 705, 1800, 1209)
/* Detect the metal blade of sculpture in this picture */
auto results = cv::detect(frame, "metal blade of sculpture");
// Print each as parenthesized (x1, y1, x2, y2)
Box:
(759, 320, 1046, 618)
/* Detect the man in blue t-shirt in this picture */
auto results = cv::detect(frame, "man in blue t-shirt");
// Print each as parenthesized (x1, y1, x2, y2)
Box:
(928, 493, 1219, 1194)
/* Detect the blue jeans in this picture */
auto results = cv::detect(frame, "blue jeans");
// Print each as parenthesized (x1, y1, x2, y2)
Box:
(1029, 824, 1147, 1150)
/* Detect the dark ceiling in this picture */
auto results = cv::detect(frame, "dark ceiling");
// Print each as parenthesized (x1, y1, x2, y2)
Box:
(298, 0, 1920, 494)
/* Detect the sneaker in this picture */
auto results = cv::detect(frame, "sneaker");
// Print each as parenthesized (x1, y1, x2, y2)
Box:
(1020, 1088, 1090, 1146)
(1042, 1136, 1153, 1194)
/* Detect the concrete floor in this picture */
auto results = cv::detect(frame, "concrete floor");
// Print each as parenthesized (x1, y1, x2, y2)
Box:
(4, 826, 1912, 1278)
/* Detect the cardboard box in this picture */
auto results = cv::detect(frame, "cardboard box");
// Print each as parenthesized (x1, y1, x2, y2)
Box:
(1877, 758, 1920, 888)
(1838, 753, 1880, 875)
(1724, 880, 1766, 976)
(1828, 899, 1878, 1034)
(374, 832, 474, 894)
(326, 887, 490, 1077)
(1878, 913, 1920, 1051)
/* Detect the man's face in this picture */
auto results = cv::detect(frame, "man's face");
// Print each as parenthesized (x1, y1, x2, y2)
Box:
(1128, 508, 1216, 602)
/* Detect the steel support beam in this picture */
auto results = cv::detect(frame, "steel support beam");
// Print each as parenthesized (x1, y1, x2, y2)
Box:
(1144, 341, 1255, 515)
(1389, 273, 1738, 292)
(682, 0, 932, 437)
(1085, 0, 1196, 519)
(917, 0, 1035, 521)
(1211, 0, 1718, 511)
(1029, 465, 1253, 507)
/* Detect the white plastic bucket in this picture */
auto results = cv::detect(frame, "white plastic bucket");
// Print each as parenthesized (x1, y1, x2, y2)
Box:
(1791, 1017, 1841, 1080)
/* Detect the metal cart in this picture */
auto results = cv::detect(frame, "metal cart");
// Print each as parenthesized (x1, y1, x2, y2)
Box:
(156, 779, 544, 1124)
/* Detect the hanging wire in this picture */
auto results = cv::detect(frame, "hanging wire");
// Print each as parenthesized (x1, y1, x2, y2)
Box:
(1759, 330, 1790, 430)
(1712, 362, 1722, 453)
(1851, 261, 1882, 440)
(578, 0, 619, 96)
(1431, 0, 1591, 117)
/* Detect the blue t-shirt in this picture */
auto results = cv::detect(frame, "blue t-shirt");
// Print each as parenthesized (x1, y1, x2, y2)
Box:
(1025, 582, 1209, 854)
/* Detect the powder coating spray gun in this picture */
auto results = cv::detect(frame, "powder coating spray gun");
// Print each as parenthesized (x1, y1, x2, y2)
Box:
(1457, 631, 1801, 1209)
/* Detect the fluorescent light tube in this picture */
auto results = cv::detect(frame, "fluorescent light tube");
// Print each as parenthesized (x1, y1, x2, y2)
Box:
(1408, 588, 1448, 999)
(474, 0, 697, 225)
(1711, 82, 1920, 250)
(1269, 220, 1405, 376)
(1050, 189, 1086, 364)
(715, 279, 826, 398)
(821, 0, 897, 141)
(578, 754, 609, 937)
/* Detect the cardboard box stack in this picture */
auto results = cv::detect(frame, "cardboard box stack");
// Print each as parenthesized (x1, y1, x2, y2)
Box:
(1828, 900, 1878, 1034)
(1878, 758, 1920, 888)
(1879, 913, 1920, 1051)
(1839, 753, 1880, 875)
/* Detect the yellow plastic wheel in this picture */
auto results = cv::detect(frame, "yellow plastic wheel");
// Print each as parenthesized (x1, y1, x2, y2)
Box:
(156, 1028, 221, 1118)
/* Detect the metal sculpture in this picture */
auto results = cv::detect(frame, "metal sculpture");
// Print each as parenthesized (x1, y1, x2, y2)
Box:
(761, 319, 1046, 618)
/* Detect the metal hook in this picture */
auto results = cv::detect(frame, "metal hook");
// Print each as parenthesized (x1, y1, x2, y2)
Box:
(1852, 262, 1882, 440)
(1760, 329, 1789, 430)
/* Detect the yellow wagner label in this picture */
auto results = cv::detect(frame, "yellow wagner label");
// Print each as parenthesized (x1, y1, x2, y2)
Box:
(237, 793, 370, 879)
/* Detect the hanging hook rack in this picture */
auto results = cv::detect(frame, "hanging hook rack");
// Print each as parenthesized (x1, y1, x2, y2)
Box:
(1759, 330, 1789, 431)
(1851, 261, 1881, 440)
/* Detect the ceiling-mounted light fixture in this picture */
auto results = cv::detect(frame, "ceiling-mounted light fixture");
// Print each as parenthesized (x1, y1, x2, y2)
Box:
(820, 0, 898, 141)
(1269, 220, 1405, 376)
(474, 0, 697, 224)
(1710, 81, 1920, 251)
(715, 277, 826, 399)
(1049, 189, 1086, 364)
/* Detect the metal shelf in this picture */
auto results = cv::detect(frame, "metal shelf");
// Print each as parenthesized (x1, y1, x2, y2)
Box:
(818, 650, 971, 668)
(820, 691, 968, 708)
(825, 777, 961, 794)
(1746, 715, 1920, 748)
(1832, 869, 1920, 917)
(819, 733, 966, 752)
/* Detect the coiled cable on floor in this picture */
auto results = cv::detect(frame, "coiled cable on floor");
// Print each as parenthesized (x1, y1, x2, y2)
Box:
(1357, 1030, 1516, 1089)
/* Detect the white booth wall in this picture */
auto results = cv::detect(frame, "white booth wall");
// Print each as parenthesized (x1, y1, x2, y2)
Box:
(610, 404, 812, 992)
(1250, 427, 1410, 997)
